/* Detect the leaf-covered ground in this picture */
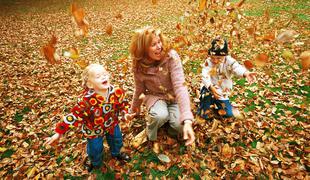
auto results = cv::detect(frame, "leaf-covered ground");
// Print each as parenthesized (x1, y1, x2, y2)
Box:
(0, 0, 309, 179)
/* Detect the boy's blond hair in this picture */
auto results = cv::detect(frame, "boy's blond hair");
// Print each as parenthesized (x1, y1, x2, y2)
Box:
(129, 26, 169, 72)
(82, 64, 104, 88)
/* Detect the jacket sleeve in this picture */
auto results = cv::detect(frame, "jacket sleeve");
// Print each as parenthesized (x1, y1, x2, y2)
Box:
(226, 56, 248, 77)
(201, 59, 213, 88)
(130, 72, 145, 115)
(55, 97, 87, 134)
(169, 50, 194, 122)
(114, 87, 130, 114)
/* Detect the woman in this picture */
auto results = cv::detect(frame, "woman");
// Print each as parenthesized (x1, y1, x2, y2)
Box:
(127, 26, 195, 148)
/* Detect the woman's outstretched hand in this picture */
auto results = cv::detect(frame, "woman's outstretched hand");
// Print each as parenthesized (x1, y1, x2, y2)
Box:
(43, 133, 61, 146)
(183, 121, 195, 146)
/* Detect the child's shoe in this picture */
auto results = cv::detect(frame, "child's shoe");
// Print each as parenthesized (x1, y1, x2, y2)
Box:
(114, 152, 131, 162)
(86, 164, 101, 173)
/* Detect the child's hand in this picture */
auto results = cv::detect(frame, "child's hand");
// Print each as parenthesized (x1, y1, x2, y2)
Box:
(244, 72, 257, 84)
(210, 86, 221, 99)
(43, 133, 61, 146)
(125, 113, 136, 121)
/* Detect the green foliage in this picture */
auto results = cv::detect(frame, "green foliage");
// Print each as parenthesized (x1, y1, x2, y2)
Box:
(250, 140, 258, 148)
(1, 149, 14, 159)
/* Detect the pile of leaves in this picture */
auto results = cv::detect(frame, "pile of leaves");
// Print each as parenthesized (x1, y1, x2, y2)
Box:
(0, 0, 308, 179)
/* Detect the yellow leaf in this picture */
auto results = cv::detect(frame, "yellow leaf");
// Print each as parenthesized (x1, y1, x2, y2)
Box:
(131, 129, 147, 148)
(26, 166, 37, 178)
(222, 144, 233, 158)
(282, 50, 294, 61)
(199, 0, 207, 11)
(0, 147, 7, 152)
(75, 59, 89, 69)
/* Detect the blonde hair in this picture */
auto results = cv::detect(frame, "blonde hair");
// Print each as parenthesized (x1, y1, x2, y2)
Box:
(129, 26, 169, 72)
(82, 64, 104, 88)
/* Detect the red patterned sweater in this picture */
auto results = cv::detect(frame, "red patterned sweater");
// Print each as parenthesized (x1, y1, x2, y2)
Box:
(55, 86, 129, 139)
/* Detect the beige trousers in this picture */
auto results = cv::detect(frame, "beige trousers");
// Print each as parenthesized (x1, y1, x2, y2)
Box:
(146, 100, 182, 141)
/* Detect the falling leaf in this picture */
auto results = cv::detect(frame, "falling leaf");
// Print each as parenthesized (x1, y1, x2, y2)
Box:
(282, 50, 294, 61)
(42, 35, 59, 64)
(254, 53, 269, 67)
(64, 47, 80, 59)
(300, 50, 310, 70)
(276, 30, 298, 43)
(199, 0, 207, 11)
(158, 154, 171, 163)
(244, 60, 254, 70)
(263, 31, 275, 41)
(236, 0, 246, 7)
(106, 24, 113, 35)
(75, 59, 89, 69)
(70, 3, 89, 36)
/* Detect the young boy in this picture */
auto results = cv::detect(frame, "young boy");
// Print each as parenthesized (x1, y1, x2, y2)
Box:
(197, 37, 256, 119)
(44, 64, 130, 172)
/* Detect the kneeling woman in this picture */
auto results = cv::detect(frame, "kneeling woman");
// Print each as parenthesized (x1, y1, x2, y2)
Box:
(127, 26, 195, 148)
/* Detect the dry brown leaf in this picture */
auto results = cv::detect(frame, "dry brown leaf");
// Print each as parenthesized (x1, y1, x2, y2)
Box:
(300, 50, 310, 70)
(115, 12, 123, 19)
(106, 24, 113, 35)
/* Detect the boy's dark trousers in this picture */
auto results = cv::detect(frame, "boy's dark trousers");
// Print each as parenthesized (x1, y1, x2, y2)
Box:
(197, 86, 234, 119)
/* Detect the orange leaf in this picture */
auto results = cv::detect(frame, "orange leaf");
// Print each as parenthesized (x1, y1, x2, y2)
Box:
(218, 109, 227, 116)
(42, 35, 59, 64)
(176, 23, 182, 30)
(152, 0, 157, 5)
(244, 60, 254, 69)
(300, 50, 310, 70)
(71, 3, 88, 36)
(199, 0, 207, 11)
(254, 53, 269, 67)
(263, 31, 275, 41)
(106, 24, 113, 35)
(236, 0, 246, 7)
